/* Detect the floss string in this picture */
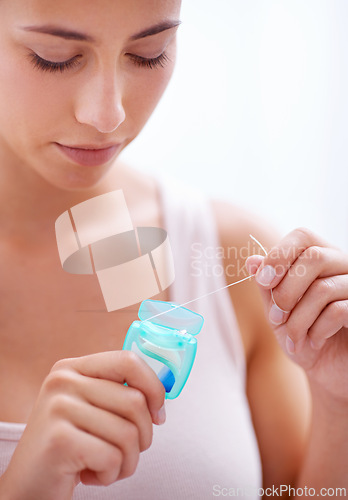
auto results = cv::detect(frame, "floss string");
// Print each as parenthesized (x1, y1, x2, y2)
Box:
(144, 233, 279, 323)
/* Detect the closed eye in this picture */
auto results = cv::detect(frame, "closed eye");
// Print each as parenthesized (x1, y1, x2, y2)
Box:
(28, 52, 82, 73)
(28, 50, 170, 74)
(127, 52, 170, 69)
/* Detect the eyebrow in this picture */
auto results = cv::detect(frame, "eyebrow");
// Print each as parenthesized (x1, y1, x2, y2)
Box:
(19, 20, 181, 43)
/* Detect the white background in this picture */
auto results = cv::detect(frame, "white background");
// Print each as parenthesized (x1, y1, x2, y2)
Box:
(121, 0, 348, 250)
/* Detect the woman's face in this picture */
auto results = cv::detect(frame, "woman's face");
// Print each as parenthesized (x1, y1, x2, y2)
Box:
(0, 0, 181, 190)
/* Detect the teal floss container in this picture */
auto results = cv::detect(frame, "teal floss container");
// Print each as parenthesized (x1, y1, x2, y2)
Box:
(123, 300, 204, 399)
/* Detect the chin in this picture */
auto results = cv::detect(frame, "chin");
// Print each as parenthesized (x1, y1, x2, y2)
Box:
(37, 163, 114, 192)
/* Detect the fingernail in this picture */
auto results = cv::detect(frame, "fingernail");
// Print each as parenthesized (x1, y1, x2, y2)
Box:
(286, 336, 295, 355)
(157, 404, 166, 425)
(256, 265, 276, 286)
(269, 304, 286, 325)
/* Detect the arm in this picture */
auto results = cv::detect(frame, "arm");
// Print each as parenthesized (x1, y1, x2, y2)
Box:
(213, 200, 311, 493)
(247, 226, 348, 495)
(213, 201, 348, 496)
(296, 385, 348, 496)
(0, 351, 165, 500)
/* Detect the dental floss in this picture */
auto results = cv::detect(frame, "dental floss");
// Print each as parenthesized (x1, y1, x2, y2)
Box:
(123, 300, 204, 398)
(144, 275, 255, 323)
(126, 235, 280, 398)
(144, 234, 278, 324)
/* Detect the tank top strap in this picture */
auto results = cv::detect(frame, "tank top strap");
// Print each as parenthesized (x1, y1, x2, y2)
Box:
(156, 173, 247, 385)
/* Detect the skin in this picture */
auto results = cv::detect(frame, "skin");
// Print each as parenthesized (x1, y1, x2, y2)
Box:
(0, 0, 179, 192)
(0, 0, 347, 498)
(245, 229, 348, 492)
(0, 0, 178, 497)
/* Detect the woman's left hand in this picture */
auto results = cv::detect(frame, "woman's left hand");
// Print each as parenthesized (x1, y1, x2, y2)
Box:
(246, 227, 348, 402)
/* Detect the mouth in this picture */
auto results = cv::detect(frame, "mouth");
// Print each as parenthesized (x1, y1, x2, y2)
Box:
(54, 142, 122, 167)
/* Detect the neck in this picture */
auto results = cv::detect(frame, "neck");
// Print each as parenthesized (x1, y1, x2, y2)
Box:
(0, 144, 126, 242)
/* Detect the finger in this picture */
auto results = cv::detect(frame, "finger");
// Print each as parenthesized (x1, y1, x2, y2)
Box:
(254, 227, 330, 289)
(270, 247, 348, 314)
(83, 382, 153, 451)
(51, 421, 123, 486)
(308, 300, 348, 350)
(241, 260, 291, 339)
(80, 469, 101, 486)
(47, 368, 154, 449)
(246, 255, 289, 326)
(281, 275, 348, 349)
(246, 255, 264, 275)
(80, 468, 122, 487)
(245, 259, 274, 316)
(52, 351, 166, 425)
(54, 371, 154, 451)
(52, 395, 141, 479)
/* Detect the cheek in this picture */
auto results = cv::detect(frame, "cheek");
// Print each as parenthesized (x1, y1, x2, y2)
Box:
(0, 54, 71, 146)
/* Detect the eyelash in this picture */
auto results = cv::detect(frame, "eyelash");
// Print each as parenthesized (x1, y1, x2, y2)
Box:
(28, 51, 169, 73)
(28, 53, 81, 73)
(128, 52, 169, 70)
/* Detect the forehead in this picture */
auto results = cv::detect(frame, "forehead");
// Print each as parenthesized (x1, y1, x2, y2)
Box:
(4, 0, 182, 42)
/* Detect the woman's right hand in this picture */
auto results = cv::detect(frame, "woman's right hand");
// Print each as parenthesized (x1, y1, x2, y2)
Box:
(0, 350, 166, 500)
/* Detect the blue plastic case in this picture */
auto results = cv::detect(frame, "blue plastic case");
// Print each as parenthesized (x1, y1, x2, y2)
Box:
(123, 300, 204, 399)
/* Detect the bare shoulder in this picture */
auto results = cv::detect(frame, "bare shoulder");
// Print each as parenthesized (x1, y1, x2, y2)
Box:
(211, 199, 311, 489)
(210, 198, 279, 363)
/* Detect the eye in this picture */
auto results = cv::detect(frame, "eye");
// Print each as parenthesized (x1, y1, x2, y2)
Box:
(28, 53, 82, 73)
(28, 51, 170, 73)
(127, 52, 170, 70)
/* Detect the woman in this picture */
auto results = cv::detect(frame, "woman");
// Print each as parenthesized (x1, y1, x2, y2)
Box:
(0, 0, 347, 498)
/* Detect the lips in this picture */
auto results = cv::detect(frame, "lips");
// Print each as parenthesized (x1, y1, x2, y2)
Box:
(55, 142, 121, 167)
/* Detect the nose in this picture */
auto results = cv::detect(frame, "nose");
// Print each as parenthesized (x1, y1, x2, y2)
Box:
(74, 67, 126, 134)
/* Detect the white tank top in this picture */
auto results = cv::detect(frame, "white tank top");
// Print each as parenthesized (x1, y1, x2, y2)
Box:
(0, 175, 262, 499)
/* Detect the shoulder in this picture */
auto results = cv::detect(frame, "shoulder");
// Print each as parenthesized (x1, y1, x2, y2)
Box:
(210, 198, 279, 363)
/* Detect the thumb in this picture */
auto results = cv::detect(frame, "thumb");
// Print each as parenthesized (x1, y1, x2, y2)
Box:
(246, 255, 293, 356)
(246, 254, 275, 318)
(246, 254, 264, 275)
